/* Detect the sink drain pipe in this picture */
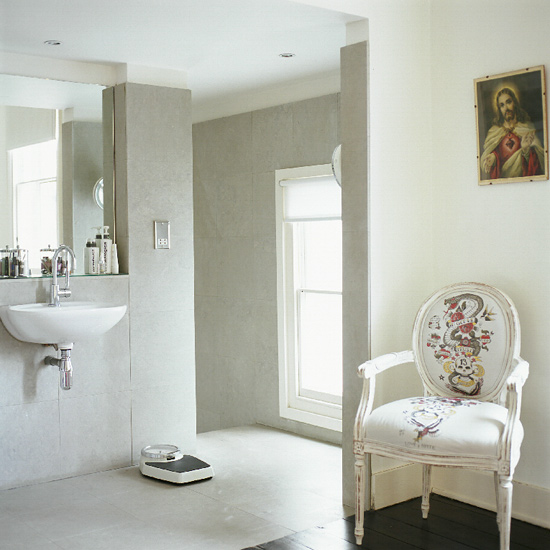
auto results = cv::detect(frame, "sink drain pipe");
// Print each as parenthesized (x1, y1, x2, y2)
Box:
(45, 348, 73, 390)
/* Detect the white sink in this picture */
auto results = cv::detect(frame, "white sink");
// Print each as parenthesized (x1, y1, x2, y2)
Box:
(0, 301, 127, 348)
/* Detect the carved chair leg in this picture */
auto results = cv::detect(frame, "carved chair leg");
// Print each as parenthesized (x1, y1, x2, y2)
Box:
(365, 453, 372, 511)
(498, 474, 513, 550)
(494, 471, 501, 529)
(422, 464, 432, 519)
(354, 447, 370, 545)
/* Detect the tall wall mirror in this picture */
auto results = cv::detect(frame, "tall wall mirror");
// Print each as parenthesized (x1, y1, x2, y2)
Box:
(0, 74, 114, 276)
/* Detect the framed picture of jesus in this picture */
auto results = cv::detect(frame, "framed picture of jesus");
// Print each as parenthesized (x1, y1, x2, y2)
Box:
(474, 66, 548, 185)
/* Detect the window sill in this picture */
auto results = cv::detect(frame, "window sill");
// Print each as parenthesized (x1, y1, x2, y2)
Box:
(280, 405, 342, 433)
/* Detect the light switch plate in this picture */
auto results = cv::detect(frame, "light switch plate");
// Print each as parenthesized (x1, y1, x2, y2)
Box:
(154, 221, 170, 249)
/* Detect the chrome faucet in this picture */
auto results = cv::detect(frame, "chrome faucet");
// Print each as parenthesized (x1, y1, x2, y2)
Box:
(49, 245, 76, 307)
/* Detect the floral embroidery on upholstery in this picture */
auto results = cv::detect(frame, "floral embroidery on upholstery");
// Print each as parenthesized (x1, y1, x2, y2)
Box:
(404, 397, 481, 441)
(426, 293, 495, 396)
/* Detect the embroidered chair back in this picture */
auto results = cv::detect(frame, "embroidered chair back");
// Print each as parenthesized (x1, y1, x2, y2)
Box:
(412, 282, 520, 402)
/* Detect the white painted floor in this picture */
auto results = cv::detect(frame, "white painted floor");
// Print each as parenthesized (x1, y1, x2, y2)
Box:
(0, 425, 350, 549)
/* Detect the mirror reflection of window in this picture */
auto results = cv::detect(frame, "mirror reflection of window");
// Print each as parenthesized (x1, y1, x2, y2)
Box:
(10, 140, 58, 271)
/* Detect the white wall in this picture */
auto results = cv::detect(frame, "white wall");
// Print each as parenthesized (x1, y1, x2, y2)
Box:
(429, 0, 550, 512)
(341, 2, 433, 504)
(346, 0, 550, 525)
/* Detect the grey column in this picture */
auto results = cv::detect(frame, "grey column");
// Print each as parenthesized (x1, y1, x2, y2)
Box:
(341, 41, 369, 506)
(113, 83, 196, 460)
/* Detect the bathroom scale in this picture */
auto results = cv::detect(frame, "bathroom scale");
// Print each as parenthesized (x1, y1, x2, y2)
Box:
(139, 445, 214, 484)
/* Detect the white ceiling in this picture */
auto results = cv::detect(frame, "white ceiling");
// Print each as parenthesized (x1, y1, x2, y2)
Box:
(0, 74, 104, 120)
(0, 0, 363, 118)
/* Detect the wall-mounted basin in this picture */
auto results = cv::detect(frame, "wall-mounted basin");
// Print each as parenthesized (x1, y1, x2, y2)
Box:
(0, 301, 127, 349)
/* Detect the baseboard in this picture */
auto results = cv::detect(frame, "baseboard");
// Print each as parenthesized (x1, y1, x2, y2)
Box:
(432, 468, 550, 530)
(372, 464, 550, 529)
(372, 463, 422, 509)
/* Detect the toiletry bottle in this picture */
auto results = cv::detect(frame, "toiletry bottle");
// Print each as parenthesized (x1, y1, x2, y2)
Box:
(1, 246, 9, 277)
(84, 240, 90, 274)
(99, 226, 112, 274)
(111, 242, 119, 274)
(93, 227, 102, 258)
(40, 245, 55, 275)
(91, 239, 100, 274)
(94, 227, 107, 274)
(84, 238, 100, 274)
(93, 227, 103, 273)
(17, 248, 28, 277)
(12, 247, 18, 277)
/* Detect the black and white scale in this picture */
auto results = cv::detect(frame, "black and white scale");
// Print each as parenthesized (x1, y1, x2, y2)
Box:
(139, 445, 214, 484)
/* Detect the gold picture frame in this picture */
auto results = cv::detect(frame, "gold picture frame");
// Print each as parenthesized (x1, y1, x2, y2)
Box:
(475, 66, 548, 185)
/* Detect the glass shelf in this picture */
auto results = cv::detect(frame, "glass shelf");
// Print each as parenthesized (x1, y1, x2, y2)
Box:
(1, 272, 128, 280)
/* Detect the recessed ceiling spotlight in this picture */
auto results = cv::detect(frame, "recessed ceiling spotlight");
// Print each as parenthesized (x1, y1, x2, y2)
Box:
(44, 40, 62, 46)
(279, 53, 296, 58)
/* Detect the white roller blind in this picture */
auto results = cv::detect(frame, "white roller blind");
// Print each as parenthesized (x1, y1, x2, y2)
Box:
(280, 175, 341, 221)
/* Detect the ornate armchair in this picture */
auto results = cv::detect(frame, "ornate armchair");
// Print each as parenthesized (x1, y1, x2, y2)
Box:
(353, 282, 529, 550)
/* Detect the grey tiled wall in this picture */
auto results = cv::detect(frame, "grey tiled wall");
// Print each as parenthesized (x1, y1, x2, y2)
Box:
(0, 82, 196, 491)
(193, 94, 341, 443)
(340, 41, 369, 506)
(0, 275, 130, 490)
(61, 120, 104, 257)
(113, 83, 196, 462)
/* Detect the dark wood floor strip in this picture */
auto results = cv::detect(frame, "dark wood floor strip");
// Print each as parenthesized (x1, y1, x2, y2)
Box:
(316, 519, 422, 549)
(420, 495, 499, 535)
(243, 496, 550, 550)
(389, 496, 548, 550)
(257, 538, 310, 549)
(379, 502, 502, 549)
(363, 510, 479, 550)
(289, 527, 360, 549)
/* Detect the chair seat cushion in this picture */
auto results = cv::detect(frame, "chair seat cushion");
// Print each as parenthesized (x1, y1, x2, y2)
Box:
(365, 396, 523, 463)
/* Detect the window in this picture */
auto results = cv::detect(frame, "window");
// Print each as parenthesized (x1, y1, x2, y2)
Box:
(276, 165, 342, 432)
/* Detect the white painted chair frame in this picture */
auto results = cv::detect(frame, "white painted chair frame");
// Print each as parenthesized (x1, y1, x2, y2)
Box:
(353, 283, 529, 550)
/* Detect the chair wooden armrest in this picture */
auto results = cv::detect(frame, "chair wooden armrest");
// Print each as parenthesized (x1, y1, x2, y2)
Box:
(499, 357, 529, 468)
(354, 350, 415, 441)
(506, 357, 529, 390)
(357, 350, 415, 379)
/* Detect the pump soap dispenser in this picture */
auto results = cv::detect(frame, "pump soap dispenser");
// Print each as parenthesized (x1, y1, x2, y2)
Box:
(84, 238, 100, 274)
(96, 226, 112, 274)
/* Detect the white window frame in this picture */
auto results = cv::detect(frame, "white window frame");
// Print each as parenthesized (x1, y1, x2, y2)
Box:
(276, 164, 342, 432)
